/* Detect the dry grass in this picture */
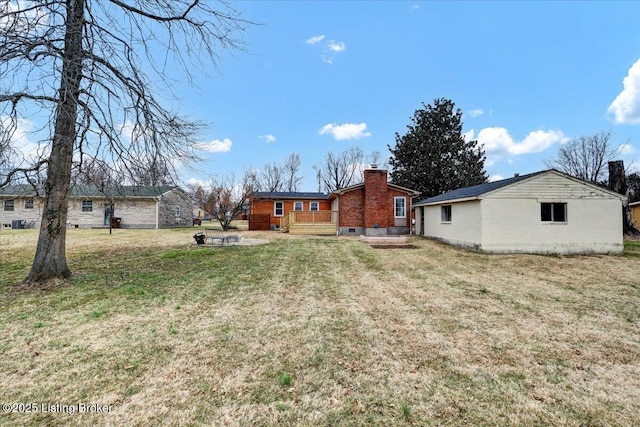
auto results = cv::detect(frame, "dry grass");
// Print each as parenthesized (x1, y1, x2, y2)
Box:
(1, 228, 639, 426)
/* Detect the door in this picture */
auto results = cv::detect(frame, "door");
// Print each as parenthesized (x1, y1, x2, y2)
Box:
(104, 203, 113, 226)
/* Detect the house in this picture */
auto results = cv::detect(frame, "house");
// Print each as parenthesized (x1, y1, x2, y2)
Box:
(631, 201, 640, 228)
(329, 166, 419, 236)
(0, 184, 193, 229)
(413, 169, 626, 255)
(249, 167, 419, 236)
(249, 192, 332, 232)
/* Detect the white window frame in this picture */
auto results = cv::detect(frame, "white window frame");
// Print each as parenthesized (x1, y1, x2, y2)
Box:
(81, 200, 93, 213)
(394, 196, 406, 218)
(309, 201, 319, 211)
(293, 201, 304, 211)
(441, 205, 452, 223)
(4, 199, 14, 212)
(24, 198, 34, 209)
(174, 205, 181, 217)
(274, 201, 284, 217)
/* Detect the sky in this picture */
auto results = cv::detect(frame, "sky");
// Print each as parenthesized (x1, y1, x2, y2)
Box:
(172, 0, 640, 191)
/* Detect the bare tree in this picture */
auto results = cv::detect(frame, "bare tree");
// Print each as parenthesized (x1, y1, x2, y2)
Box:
(313, 146, 365, 193)
(188, 171, 255, 231)
(255, 153, 303, 192)
(282, 153, 303, 192)
(0, 1, 249, 284)
(545, 131, 623, 184)
(258, 161, 285, 192)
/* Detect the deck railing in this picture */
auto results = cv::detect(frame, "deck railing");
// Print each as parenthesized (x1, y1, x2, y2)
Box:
(280, 210, 337, 230)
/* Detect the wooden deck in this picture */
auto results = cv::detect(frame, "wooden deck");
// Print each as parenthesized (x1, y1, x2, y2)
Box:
(281, 211, 338, 235)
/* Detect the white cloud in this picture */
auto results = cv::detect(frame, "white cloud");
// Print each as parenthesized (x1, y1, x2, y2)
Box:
(608, 58, 640, 124)
(306, 35, 325, 45)
(619, 143, 636, 155)
(1, 115, 46, 162)
(467, 109, 484, 118)
(463, 129, 475, 142)
(489, 174, 504, 182)
(411, 4, 420, 10)
(194, 138, 232, 153)
(328, 40, 346, 52)
(476, 127, 566, 165)
(319, 122, 371, 140)
(307, 34, 346, 64)
(259, 134, 276, 143)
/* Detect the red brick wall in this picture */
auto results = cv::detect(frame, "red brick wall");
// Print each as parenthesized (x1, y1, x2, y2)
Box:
(337, 188, 364, 227)
(364, 169, 389, 228)
(386, 190, 411, 227)
(250, 198, 331, 227)
(336, 169, 413, 229)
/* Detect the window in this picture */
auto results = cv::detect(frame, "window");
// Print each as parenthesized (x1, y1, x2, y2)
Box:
(174, 206, 181, 217)
(4, 199, 14, 212)
(541, 203, 566, 222)
(394, 197, 406, 218)
(293, 201, 303, 211)
(441, 205, 452, 222)
(274, 201, 284, 217)
(24, 198, 34, 209)
(81, 200, 93, 212)
(310, 201, 319, 211)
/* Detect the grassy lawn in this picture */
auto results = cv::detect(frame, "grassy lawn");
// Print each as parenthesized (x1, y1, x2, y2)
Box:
(1, 229, 639, 426)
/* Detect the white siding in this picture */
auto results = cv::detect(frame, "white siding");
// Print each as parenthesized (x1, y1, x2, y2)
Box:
(0, 197, 43, 229)
(486, 172, 619, 200)
(480, 198, 623, 254)
(423, 200, 482, 250)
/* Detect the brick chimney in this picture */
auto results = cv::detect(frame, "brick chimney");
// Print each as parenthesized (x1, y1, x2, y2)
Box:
(364, 167, 388, 235)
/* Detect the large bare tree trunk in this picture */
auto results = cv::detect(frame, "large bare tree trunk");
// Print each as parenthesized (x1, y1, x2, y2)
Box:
(23, 0, 85, 284)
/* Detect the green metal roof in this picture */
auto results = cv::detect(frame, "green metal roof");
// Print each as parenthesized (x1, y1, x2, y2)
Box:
(0, 184, 179, 198)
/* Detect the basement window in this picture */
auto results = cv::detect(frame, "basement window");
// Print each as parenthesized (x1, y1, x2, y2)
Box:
(81, 200, 93, 212)
(541, 203, 566, 223)
(441, 205, 452, 223)
(3, 199, 14, 212)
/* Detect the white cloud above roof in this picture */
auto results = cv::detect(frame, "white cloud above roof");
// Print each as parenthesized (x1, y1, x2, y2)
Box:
(475, 127, 567, 165)
(608, 58, 640, 124)
(467, 109, 484, 118)
(319, 122, 371, 140)
(194, 138, 232, 153)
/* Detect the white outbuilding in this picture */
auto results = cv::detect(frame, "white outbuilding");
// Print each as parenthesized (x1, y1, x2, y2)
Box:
(413, 169, 626, 255)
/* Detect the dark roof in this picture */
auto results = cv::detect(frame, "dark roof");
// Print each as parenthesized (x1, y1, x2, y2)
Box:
(413, 170, 548, 205)
(0, 184, 179, 198)
(252, 191, 329, 200)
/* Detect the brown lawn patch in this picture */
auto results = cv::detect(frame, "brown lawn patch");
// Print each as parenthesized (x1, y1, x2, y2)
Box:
(1, 230, 639, 426)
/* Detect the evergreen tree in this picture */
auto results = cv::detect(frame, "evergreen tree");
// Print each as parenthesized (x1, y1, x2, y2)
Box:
(389, 98, 487, 198)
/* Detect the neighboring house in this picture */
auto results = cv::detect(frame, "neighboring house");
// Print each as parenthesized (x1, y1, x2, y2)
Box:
(249, 167, 419, 235)
(631, 201, 640, 228)
(413, 169, 626, 255)
(0, 185, 193, 229)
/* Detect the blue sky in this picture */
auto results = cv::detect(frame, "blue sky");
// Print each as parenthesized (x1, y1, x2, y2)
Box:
(177, 1, 640, 191)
